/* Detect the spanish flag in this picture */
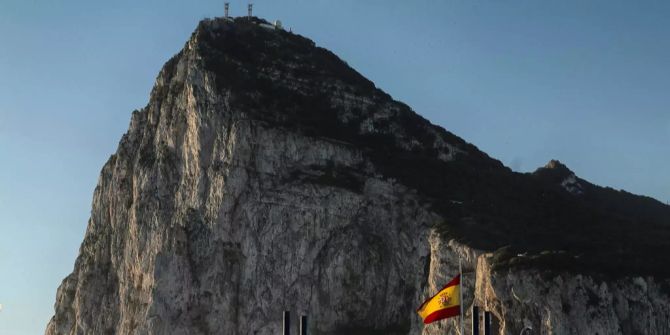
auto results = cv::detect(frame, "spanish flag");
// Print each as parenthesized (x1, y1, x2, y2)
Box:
(417, 274, 461, 324)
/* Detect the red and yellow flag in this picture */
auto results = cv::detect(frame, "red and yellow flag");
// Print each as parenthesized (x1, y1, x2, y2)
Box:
(417, 274, 461, 324)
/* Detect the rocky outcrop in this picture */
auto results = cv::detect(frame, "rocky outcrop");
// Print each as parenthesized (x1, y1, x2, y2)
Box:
(476, 255, 670, 335)
(46, 17, 670, 335)
(46, 18, 441, 335)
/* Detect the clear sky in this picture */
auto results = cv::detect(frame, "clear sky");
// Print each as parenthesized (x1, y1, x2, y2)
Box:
(1, 0, 669, 333)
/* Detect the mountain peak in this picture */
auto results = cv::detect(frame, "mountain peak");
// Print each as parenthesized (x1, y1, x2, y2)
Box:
(543, 159, 573, 173)
(533, 159, 575, 179)
(46, 17, 670, 335)
(531, 159, 583, 194)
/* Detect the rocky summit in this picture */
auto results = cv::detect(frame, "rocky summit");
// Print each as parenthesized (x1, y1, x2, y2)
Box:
(46, 17, 670, 335)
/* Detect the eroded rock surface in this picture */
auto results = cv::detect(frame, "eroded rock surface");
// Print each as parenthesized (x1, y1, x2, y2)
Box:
(46, 17, 670, 335)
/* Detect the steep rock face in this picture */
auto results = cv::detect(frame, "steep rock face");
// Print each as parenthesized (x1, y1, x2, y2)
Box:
(476, 256, 670, 335)
(47, 18, 670, 335)
(46, 18, 444, 335)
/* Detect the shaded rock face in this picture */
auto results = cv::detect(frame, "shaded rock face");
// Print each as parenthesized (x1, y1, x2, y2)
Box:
(476, 257, 670, 335)
(46, 18, 670, 335)
(46, 18, 443, 335)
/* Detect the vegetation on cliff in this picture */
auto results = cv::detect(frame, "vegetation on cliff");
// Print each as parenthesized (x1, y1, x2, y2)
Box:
(192, 17, 670, 277)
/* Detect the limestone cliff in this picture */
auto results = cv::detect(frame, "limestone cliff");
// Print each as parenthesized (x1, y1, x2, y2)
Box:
(475, 255, 670, 335)
(46, 18, 670, 335)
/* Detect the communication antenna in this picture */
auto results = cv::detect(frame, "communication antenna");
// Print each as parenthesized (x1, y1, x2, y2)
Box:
(248, 3, 253, 18)
(224, 2, 229, 18)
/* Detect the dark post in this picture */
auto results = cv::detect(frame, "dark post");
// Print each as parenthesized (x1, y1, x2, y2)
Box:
(472, 306, 480, 335)
(283, 311, 290, 335)
(484, 311, 492, 335)
(300, 315, 307, 335)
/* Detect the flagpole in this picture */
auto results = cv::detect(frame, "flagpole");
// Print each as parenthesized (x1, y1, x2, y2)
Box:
(459, 257, 464, 335)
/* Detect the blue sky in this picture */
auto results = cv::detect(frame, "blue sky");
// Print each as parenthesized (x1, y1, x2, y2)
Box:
(1, 0, 669, 333)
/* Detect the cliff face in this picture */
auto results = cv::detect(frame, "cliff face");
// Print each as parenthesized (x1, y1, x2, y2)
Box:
(46, 18, 670, 335)
(476, 257, 670, 335)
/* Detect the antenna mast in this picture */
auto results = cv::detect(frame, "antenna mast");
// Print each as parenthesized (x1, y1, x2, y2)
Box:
(224, 2, 229, 18)
(248, 3, 253, 18)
